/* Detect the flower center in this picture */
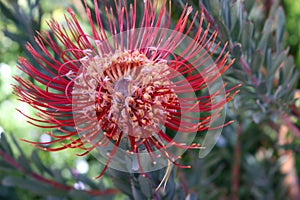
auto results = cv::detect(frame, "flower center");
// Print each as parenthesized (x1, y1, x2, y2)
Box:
(76, 50, 179, 140)
(114, 78, 132, 97)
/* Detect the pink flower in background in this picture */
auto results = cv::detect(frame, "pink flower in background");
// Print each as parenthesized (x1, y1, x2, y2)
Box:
(14, 0, 239, 177)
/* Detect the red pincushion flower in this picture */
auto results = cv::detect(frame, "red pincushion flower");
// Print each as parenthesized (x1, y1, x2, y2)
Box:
(14, 0, 239, 177)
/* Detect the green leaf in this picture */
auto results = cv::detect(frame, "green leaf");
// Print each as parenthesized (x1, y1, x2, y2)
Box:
(216, 19, 230, 43)
(131, 180, 147, 200)
(52, 169, 66, 184)
(0, 186, 19, 200)
(283, 57, 296, 81)
(69, 189, 93, 199)
(272, 50, 289, 75)
(276, 7, 285, 53)
(229, 2, 240, 32)
(138, 175, 152, 198)
(10, 135, 31, 172)
(257, 21, 271, 54)
(241, 22, 254, 50)
(0, 133, 14, 157)
(232, 43, 242, 62)
(0, 162, 14, 172)
(275, 73, 298, 99)
(256, 82, 267, 94)
(267, 49, 290, 92)
(31, 150, 54, 177)
(244, 0, 255, 13)
(251, 50, 264, 74)
(163, 169, 176, 200)
(10, 134, 25, 157)
(17, 155, 32, 172)
(0, 1, 18, 23)
(2, 176, 65, 196)
(266, 49, 273, 92)
(208, 0, 220, 19)
(77, 174, 100, 190)
(109, 169, 133, 198)
(269, 0, 281, 18)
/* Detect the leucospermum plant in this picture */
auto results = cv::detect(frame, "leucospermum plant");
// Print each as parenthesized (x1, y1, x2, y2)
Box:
(14, 0, 240, 179)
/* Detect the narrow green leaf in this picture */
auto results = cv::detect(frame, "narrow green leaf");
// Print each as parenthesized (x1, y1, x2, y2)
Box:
(244, 0, 255, 13)
(109, 169, 133, 198)
(0, 1, 18, 22)
(272, 50, 289, 75)
(208, 0, 220, 18)
(69, 189, 92, 199)
(31, 150, 54, 177)
(131, 181, 146, 200)
(0, 133, 14, 157)
(52, 169, 65, 184)
(10, 134, 25, 157)
(256, 82, 267, 94)
(266, 49, 273, 92)
(232, 43, 242, 62)
(269, 0, 281, 18)
(163, 170, 176, 200)
(0, 186, 19, 200)
(257, 19, 271, 53)
(267, 49, 289, 92)
(276, 72, 298, 99)
(77, 174, 100, 189)
(10, 135, 31, 172)
(251, 50, 264, 74)
(216, 19, 230, 43)
(138, 175, 152, 198)
(241, 22, 254, 50)
(2, 176, 65, 196)
(17, 155, 32, 172)
(229, 2, 239, 31)
(276, 7, 285, 53)
(0, 162, 14, 172)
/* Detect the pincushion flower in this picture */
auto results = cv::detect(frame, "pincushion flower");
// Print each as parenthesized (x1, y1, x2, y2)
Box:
(14, 0, 239, 177)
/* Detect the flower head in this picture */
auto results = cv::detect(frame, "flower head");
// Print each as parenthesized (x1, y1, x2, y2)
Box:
(14, 0, 239, 177)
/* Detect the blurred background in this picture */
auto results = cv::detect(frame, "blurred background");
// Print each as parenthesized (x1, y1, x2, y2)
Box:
(0, 0, 300, 199)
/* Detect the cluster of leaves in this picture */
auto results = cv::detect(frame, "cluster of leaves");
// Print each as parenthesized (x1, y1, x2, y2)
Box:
(0, 0, 42, 66)
(198, 0, 297, 124)
(0, 132, 120, 200)
(0, 0, 299, 199)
